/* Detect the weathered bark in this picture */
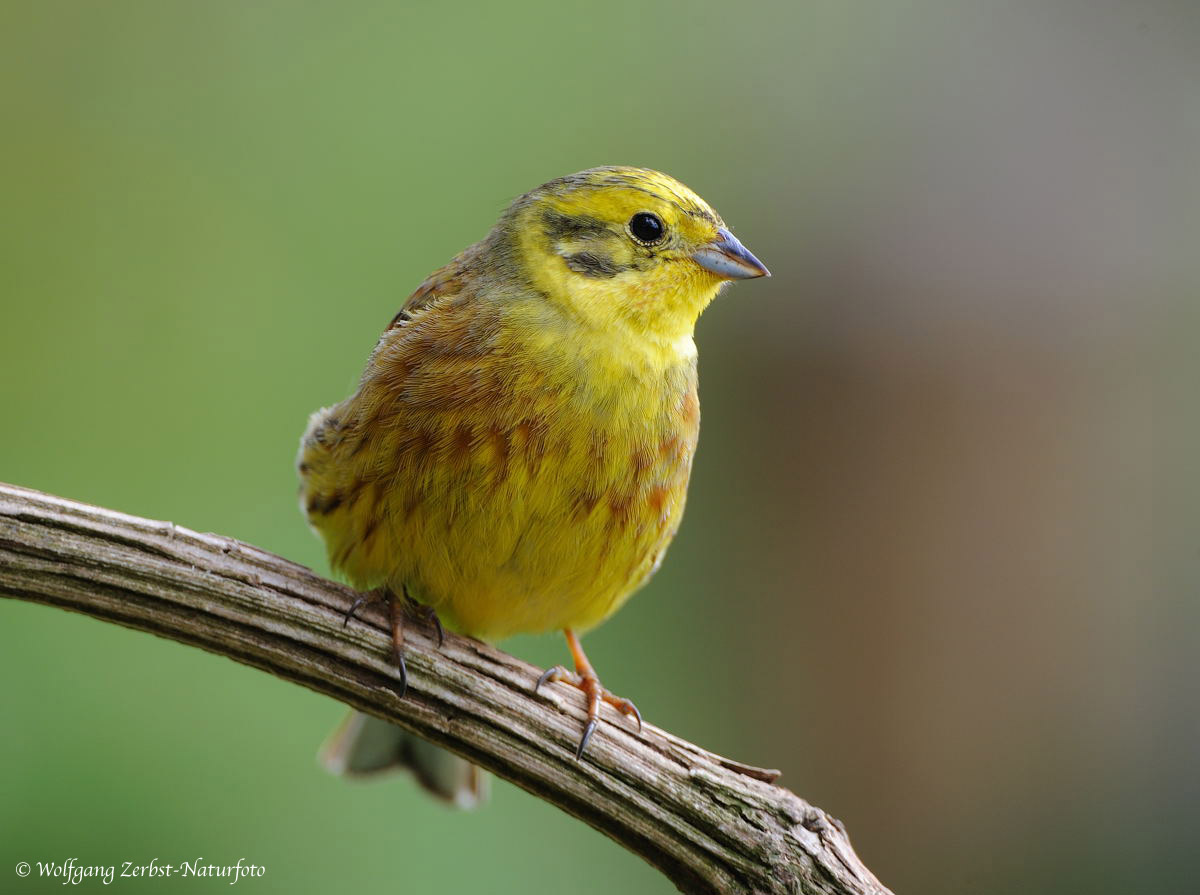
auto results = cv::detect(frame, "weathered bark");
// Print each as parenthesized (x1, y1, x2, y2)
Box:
(0, 482, 890, 895)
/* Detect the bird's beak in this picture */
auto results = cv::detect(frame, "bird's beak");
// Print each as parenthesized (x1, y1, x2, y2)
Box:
(691, 227, 771, 280)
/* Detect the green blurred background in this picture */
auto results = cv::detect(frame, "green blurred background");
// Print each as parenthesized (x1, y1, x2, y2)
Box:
(2, 1, 1193, 893)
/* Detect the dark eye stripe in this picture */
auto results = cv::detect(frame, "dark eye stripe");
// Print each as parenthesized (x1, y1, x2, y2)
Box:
(564, 251, 628, 278)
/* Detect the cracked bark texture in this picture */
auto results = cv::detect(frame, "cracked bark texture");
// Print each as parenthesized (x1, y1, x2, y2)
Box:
(0, 482, 892, 895)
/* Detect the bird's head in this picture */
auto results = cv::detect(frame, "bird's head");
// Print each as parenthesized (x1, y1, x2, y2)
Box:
(498, 167, 769, 347)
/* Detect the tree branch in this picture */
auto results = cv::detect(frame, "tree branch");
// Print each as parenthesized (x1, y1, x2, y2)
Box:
(0, 482, 890, 895)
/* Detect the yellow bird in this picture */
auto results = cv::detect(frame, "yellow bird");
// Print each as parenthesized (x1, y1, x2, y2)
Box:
(299, 166, 768, 806)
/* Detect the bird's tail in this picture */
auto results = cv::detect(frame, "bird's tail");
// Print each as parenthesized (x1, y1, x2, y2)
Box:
(319, 711, 488, 809)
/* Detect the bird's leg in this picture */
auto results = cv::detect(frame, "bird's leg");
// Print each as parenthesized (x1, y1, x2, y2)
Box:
(535, 629, 642, 759)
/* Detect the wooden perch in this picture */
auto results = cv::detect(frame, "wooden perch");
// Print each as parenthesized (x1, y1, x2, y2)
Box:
(0, 482, 891, 895)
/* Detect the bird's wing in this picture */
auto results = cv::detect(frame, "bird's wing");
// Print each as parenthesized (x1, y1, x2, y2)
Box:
(388, 240, 488, 327)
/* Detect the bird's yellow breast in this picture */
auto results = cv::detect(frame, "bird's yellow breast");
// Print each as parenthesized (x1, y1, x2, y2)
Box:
(299, 291, 700, 641)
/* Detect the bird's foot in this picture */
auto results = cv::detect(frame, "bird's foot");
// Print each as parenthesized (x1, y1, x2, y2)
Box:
(341, 586, 444, 699)
(535, 629, 642, 759)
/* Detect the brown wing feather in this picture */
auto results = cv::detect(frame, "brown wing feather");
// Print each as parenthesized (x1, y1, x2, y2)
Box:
(298, 240, 503, 584)
(386, 240, 488, 329)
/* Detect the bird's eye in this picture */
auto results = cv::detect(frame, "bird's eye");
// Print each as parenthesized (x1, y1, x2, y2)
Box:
(629, 212, 665, 245)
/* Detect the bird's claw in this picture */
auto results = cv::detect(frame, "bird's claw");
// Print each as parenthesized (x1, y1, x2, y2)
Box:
(535, 664, 571, 693)
(404, 592, 446, 648)
(422, 605, 446, 648)
(392, 647, 408, 699)
(577, 719, 598, 759)
(342, 594, 375, 628)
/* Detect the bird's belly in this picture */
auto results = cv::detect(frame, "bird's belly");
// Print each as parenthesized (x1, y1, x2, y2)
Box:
(396, 426, 693, 641)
